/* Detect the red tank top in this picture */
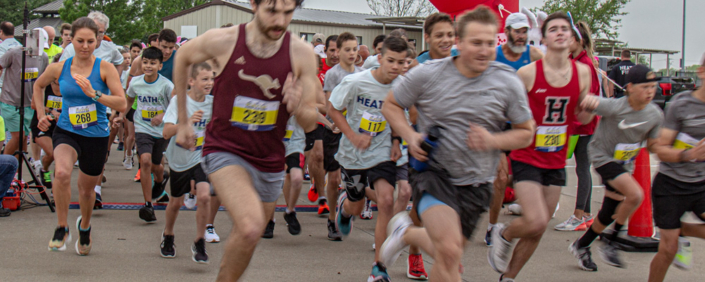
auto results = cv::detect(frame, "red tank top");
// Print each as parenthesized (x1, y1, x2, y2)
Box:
(318, 57, 332, 85)
(203, 24, 292, 172)
(510, 59, 580, 169)
(571, 50, 600, 135)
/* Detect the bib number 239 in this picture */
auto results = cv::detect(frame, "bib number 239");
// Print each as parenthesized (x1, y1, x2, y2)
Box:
(230, 96, 279, 131)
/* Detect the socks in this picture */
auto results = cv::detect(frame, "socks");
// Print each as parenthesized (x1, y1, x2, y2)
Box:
(340, 206, 351, 218)
(577, 228, 599, 249)
(318, 196, 327, 201)
(488, 223, 496, 231)
(145, 201, 153, 207)
(286, 208, 294, 214)
(609, 223, 624, 242)
(94, 185, 102, 195)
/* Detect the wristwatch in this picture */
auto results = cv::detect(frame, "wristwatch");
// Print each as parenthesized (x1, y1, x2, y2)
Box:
(92, 90, 103, 102)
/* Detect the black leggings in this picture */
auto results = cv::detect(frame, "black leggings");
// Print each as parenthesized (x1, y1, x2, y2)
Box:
(574, 135, 593, 213)
(596, 196, 621, 227)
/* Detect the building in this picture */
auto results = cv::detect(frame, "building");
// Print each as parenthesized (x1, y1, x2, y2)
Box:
(162, 0, 424, 50)
(14, 0, 65, 44)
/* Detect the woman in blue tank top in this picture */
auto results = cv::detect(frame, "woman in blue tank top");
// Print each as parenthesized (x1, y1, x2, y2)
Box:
(31, 17, 126, 255)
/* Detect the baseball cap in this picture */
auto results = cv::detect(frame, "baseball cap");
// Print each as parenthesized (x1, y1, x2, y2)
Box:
(626, 64, 661, 84)
(506, 13, 530, 30)
(312, 33, 325, 44)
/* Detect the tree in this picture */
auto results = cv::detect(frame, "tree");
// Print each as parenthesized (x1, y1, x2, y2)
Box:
(59, 0, 145, 45)
(532, 0, 630, 39)
(140, 0, 209, 39)
(0, 0, 55, 27)
(367, 0, 437, 17)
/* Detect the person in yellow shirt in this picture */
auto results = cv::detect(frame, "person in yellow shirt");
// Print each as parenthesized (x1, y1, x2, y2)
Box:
(42, 26, 63, 62)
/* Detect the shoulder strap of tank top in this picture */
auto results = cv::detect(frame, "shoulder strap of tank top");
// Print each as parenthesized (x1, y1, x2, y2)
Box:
(91, 57, 102, 80)
(531, 59, 547, 92)
(237, 24, 247, 47)
(570, 60, 579, 87)
(521, 45, 531, 61)
(496, 45, 506, 61)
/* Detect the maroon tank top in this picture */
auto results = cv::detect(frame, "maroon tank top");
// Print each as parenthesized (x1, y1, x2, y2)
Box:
(203, 24, 292, 172)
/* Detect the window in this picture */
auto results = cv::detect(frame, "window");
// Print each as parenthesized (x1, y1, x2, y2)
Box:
(356, 36, 363, 45)
(300, 32, 315, 43)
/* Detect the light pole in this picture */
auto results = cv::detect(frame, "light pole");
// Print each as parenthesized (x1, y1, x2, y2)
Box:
(681, 0, 686, 71)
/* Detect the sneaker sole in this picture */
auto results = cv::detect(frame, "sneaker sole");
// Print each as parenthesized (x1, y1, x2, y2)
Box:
(568, 243, 597, 272)
(48, 233, 72, 252)
(554, 226, 586, 231)
(598, 248, 625, 268)
(139, 210, 157, 223)
(160, 253, 176, 258)
(75, 216, 91, 256)
(205, 237, 220, 243)
(192, 248, 210, 264)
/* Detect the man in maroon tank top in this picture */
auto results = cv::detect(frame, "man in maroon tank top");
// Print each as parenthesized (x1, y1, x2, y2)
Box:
(487, 12, 595, 281)
(171, 0, 320, 280)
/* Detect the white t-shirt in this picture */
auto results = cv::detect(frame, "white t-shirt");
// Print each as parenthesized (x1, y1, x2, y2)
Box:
(164, 95, 213, 171)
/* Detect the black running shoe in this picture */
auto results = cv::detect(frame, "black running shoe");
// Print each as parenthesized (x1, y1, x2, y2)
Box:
(569, 241, 598, 271)
(283, 212, 301, 235)
(117, 142, 124, 151)
(139, 205, 157, 222)
(94, 193, 103, 210)
(327, 219, 342, 241)
(262, 220, 275, 239)
(192, 238, 209, 264)
(599, 242, 625, 268)
(160, 234, 175, 258)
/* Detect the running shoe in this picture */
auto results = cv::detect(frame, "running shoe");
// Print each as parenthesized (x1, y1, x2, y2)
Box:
(262, 220, 275, 239)
(485, 227, 493, 246)
(117, 142, 124, 151)
(139, 205, 157, 222)
(569, 241, 597, 271)
(205, 225, 220, 243)
(488, 223, 512, 273)
(42, 170, 53, 189)
(74, 161, 79, 168)
(318, 199, 330, 216)
(48, 226, 71, 251)
(507, 203, 522, 215)
(303, 169, 310, 181)
(183, 193, 197, 210)
(368, 263, 391, 282)
(583, 215, 595, 228)
(307, 184, 318, 202)
(133, 169, 141, 182)
(123, 156, 133, 170)
(499, 275, 515, 282)
(0, 207, 10, 217)
(360, 198, 373, 220)
(554, 215, 586, 231)
(553, 202, 559, 218)
(335, 191, 353, 237)
(160, 233, 176, 258)
(673, 237, 692, 270)
(192, 238, 209, 264)
(327, 219, 342, 241)
(407, 253, 428, 280)
(32, 161, 42, 181)
(75, 216, 92, 256)
(379, 211, 412, 267)
(94, 193, 103, 210)
(283, 211, 301, 235)
(599, 242, 625, 268)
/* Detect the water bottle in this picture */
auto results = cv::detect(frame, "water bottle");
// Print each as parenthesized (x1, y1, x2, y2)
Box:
(409, 125, 442, 172)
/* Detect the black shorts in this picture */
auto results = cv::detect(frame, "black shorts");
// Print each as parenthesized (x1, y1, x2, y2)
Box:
(594, 162, 628, 193)
(52, 126, 109, 176)
(285, 153, 304, 173)
(652, 173, 705, 229)
(135, 133, 168, 165)
(125, 108, 136, 123)
(410, 166, 492, 240)
(30, 111, 56, 142)
(511, 160, 566, 186)
(304, 124, 324, 152)
(341, 161, 397, 202)
(323, 127, 341, 172)
(170, 165, 208, 198)
(396, 163, 409, 181)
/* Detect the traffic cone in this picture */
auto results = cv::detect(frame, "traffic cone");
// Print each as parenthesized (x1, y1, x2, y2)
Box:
(628, 148, 654, 237)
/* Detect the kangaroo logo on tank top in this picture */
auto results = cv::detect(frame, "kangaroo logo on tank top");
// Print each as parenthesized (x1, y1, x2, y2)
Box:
(237, 69, 281, 99)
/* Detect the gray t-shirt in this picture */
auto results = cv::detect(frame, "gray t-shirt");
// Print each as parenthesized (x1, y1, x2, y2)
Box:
(164, 94, 213, 171)
(284, 116, 306, 156)
(330, 69, 396, 169)
(362, 55, 380, 70)
(658, 91, 705, 187)
(394, 58, 532, 185)
(0, 47, 48, 107)
(60, 41, 124, 66)
(127, 74, 173, 138)
(0, 38, 22, 89)
(323, 64, 364, 93)
(588, 97, 663, 170)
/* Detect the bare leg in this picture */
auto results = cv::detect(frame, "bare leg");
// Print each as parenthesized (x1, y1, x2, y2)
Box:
(195, 182, 211, 240)
(35, 137, 54, 169)
(373, 180, 395, 261)
(306, 140, 326, 197)
(52, 144, 78, 227)
(326, 169, 341, 222)
(77, 172, 101, 229)
(209, 195, 221, 225)
(164, 196, 185, 235)
(608, 174, 644, 226)
(124, 119, 135, 160)
(139, 153, 154, 202)
(286, 168, 303, 212)
(648, 228, 680, 282)
(489, 154, 509, 226)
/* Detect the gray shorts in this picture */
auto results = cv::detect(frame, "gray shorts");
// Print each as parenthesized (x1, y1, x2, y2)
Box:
(396, 163, 409, 182)
(201, 152, 285, 202)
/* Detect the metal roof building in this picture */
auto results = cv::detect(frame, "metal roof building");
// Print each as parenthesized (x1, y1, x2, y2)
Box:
(14, 0, 65, 42)
(162, 0, 424, 49)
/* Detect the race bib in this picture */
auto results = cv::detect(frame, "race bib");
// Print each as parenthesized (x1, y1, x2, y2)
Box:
(46, 95, 62, 109)
(69, 104, 97, 129)
(283, 125, 294, 141)
(23, 67, 39, 82)
(535, 125, 568, 152)
(195, 130, 205, 150)
(359, 112, 386, 136)
(230, 96, 279, 131)
(614, 142, 642, 163)
(141, 105, 164, 122)
(673, 132, 699, 150)
(402, 139, 408, 149)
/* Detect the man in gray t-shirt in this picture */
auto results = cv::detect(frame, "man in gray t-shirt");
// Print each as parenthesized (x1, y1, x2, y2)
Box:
(377, 7, 535, 281)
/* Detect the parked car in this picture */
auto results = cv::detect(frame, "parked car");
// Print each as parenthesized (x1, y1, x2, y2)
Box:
(654, 76, 696, 109)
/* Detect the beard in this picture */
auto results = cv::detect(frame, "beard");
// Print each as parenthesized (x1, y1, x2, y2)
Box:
(506, 33, 527, 54)
(255, 17, 286, 41)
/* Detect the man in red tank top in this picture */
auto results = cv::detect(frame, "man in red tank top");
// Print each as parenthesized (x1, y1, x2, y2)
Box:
(488, 12, 595, 281)
(171, 0, 320, 280)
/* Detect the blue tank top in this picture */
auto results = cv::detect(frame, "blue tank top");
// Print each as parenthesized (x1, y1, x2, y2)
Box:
(495, 45, 531, 71)
(57, 57, 110, 137)
(159, 50, 176, 81)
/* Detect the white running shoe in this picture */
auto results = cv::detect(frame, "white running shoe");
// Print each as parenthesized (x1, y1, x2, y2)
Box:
(379, 212, 412, 268)
(488, 223, 513, 273)
(123, 156, 133, 170)
(507, 204, 522, 215)
(183, 193, 197, 210)
(360, 199, 373, 220)
(554, 215, 586, 231)
(205, 225, 220, 243)
(673, 237, 692, 270)
(553, 202, 560, 218)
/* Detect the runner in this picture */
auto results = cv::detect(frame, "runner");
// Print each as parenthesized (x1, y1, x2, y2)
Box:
(415, 13, 456, 65)
(279, 116, 307, 236)
(36, 17, 126, 255)
(159, 62, 213, 263)
(569, 64, 663, 270)
(379, 7, 534, 281)
(555, 20, 601, 232)
(124, 47, 173, 222)
(488, 12, 593, 281)
(648, 57, 705, 281)
(172, 0, 319, 279)
(486, 11, 544, 247)
(30, 56, 63, 189)
(328, 35, 407, 281)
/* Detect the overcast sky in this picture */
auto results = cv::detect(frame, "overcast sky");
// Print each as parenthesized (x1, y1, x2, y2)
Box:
(299, 0, 703, 70)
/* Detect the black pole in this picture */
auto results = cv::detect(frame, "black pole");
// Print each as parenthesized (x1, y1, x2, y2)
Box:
(17, 1, 28, 181)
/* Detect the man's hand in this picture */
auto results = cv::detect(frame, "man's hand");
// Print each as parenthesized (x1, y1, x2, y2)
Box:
(685, 139, 705, 162)
(190, 110, 204, 124)
(112, 116, 124, 128)
(580, 95, 600, 112)
(282, 73, 303, 114)
(390, 142, 402, 162)
(38, 115, 54, 132)
(350, 133, 373, 150)
(466, 123, 498, 152)
(151, 113, 165, 126)
(408, 132, 428, 162)
(176, 124, 196, 151)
